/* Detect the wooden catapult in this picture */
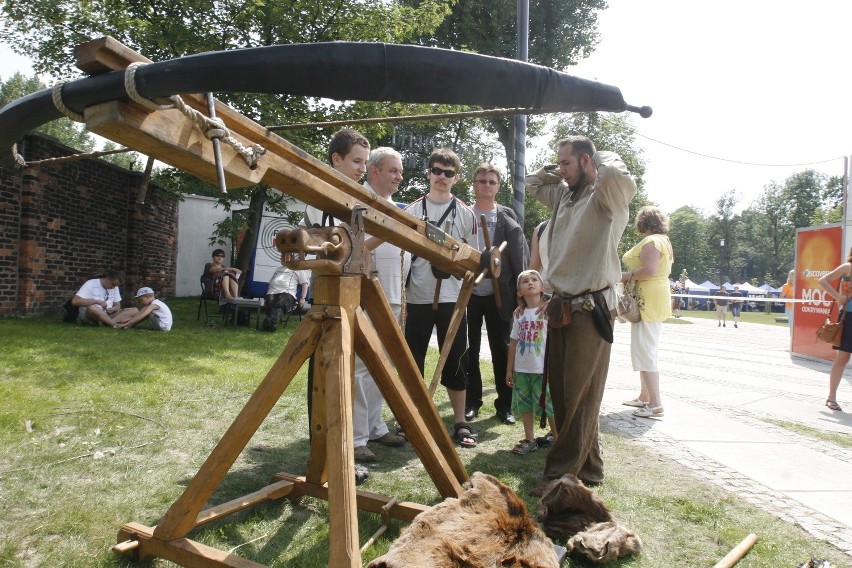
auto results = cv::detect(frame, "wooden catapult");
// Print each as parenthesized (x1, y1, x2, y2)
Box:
(1, 34, 651, 567)
(61, 39, 502, 567)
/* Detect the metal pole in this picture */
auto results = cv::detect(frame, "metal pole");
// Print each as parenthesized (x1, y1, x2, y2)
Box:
(513, 0, 529, 227)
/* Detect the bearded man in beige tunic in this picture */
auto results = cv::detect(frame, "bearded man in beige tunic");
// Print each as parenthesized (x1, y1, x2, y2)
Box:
(526, 135, 636, 492)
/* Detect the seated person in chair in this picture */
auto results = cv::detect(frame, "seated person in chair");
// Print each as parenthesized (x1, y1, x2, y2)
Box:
(262, 265, 309, 332)
(114, 287, 173, 331)
(71, 269, 138, 326)
(204, 248, 241, 302)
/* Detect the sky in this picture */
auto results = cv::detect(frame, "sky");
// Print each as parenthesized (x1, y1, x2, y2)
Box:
(568, 0, 852, 213)
(2, 0, 851, 215)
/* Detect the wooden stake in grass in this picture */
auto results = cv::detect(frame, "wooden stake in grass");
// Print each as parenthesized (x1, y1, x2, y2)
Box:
(713, 533, 758, 568)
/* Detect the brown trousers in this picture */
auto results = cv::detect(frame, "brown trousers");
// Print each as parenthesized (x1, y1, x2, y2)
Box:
(543, 308, 612, 484)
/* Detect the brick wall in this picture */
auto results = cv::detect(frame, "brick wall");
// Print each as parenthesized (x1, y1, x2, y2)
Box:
(0, 134, 178, 316)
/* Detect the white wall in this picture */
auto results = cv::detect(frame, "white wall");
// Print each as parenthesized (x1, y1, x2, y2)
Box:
(175, 194, 232, 297)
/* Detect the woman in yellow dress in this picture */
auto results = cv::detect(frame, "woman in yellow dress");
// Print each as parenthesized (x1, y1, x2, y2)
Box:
(620, 206, 674, 418)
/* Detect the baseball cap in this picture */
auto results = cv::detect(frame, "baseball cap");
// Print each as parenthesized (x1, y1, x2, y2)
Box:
(134, 287, 155, 298)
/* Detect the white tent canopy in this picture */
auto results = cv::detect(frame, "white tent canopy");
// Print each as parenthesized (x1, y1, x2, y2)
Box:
(733, 282, 763, 294)
(684, 279, 710, 292)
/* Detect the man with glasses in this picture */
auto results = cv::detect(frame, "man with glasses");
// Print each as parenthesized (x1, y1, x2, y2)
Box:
(403, 148, 479, 448)
(464, 163, 528, 427)
(71, 269, 138, 326)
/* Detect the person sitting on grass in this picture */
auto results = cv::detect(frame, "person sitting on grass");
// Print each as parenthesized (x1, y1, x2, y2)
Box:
(114, 287, 173, 331)
(71, 269, 138, 327)
(506, 270, 557, 455)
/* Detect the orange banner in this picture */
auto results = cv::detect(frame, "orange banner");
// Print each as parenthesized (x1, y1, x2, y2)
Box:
(792, 224, 844, 361)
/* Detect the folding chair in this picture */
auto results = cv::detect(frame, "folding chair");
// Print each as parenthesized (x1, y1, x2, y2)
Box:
(197, 276, 221, 321)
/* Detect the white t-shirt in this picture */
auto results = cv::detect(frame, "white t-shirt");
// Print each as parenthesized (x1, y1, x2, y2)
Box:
(510, 307, 547, 374)
(76, 278, 121, 309)
(472, 206, 497, 296)
(403, 195, 477, 304)
(267, 266, 309, 297)
(364, 182, 411, 307)
(149, 299, 173, 331)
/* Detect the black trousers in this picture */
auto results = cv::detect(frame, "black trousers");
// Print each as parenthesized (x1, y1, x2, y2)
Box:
(465, 293, 512, 414)
(405, 302, 468, 391)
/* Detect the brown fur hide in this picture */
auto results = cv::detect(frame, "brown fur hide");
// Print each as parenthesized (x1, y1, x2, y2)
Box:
(566, 521, 642, 564)
(535, 474, 614, 540)
(367, 472, 558, 568)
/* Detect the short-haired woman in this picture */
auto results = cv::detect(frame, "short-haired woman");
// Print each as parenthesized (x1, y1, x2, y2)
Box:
(205, 248, 241, 301)
(620, 206, 674, 418)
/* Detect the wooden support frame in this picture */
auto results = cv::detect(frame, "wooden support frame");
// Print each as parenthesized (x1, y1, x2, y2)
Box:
(113, 272, 469, 566)
(79, 40, 488, 567)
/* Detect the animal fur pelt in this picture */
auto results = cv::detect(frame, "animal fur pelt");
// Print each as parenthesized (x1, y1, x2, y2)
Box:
(566, 522, 642, 564)
(535, 475, 641, 564)
(535, 474, 614, 540)
(367, 472, 558, 568)
(796, 559, 833, 568)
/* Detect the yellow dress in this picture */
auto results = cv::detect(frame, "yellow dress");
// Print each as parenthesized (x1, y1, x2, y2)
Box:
(622, 234, 673, 322)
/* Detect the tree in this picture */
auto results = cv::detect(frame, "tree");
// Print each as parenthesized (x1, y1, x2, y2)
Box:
(1, 0, 454, 276)
(669, 206, 711, 282)
(739, 182, 793, 283)
(399, 0, 607, 197)
(782, 169, 824, 229)
(708, 190, 739, 285)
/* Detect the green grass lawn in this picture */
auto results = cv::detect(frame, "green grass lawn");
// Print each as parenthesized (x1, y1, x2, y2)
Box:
(0, 298, 843, 567)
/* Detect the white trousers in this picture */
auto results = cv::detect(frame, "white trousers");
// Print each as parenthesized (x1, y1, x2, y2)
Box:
(352, 304, 401, 447)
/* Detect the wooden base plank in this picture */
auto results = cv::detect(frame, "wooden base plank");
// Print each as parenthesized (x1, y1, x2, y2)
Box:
(271, 473, 430, 523)
(116, 522, 265, 567)
(193, 479, 297, 529)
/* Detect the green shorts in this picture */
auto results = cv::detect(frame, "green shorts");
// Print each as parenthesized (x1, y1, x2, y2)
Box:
(511, 372, 554, 418)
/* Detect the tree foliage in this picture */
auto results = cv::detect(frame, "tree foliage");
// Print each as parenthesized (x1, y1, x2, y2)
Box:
(667, 169, 841, 287)
(0, 72, 94, 151)
(668, 206, 711, 282)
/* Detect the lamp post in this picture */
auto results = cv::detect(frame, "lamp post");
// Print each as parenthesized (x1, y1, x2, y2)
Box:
(513, 0, 529, 226)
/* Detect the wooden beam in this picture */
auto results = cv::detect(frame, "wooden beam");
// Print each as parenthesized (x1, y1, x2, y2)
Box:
(74, 36, 153, 75)
(116, 523, 265, 568)
(83, 99, 481, 278)
(193, 479, 297, 529)
(153, 317, 321, 540)
(270, 473, 430, 523)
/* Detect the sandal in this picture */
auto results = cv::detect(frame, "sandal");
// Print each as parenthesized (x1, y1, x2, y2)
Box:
(453, 422, 478, 448)
(512, 439, 538, 455)
(633, 405, 664, 418)
(622, 398, 648, 408)
(535, 431, 554, 448)
(826, 400, 843, 412)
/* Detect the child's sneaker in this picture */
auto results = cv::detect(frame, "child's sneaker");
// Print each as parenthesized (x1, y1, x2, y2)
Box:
(512, 439, 538, 455)
(535, 431, 554, 448)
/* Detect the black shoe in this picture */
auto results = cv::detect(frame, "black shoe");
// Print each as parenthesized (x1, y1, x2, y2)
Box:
(535, 431, 554, 448)
(496, 410, 516, 425)
(464, 407, 479, 421)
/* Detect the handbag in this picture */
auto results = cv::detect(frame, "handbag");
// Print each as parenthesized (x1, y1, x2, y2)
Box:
(616, 276, 641, 324)
(817, 304, 847, 347)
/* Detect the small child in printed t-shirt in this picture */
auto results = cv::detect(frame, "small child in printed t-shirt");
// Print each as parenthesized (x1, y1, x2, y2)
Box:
(506, 270, 557, 455)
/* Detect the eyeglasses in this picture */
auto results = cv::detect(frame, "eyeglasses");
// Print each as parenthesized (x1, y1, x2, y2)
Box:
(475, 179, 499, 186)
(430, 166, 457, 178)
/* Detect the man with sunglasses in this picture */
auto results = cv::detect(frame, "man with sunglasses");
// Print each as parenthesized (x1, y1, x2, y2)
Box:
(403, 148, 479, 448)
(71, 269, 138, 326)
(525, 135, 636, 491)
(464, 163, 528, 427)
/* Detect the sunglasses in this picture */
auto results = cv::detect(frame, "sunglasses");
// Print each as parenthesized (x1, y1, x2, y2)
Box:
(430, 166, 457, 178)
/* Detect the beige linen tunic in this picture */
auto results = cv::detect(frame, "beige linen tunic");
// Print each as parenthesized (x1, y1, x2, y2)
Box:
(525, 151, 636, 310)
